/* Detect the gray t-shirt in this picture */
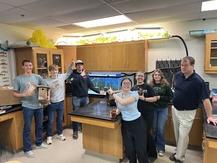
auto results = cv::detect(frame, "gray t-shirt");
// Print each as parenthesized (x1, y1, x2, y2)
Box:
(45, 64, 72, 103)
(13, 74, 45, 109)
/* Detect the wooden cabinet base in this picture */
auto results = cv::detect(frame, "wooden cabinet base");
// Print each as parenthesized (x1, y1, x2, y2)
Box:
(83, 124, 123, 159)
(71, 116, 124, 159)
(203, 137, 217, 163)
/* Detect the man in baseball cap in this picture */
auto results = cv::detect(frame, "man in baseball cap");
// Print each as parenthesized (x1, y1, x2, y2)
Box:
(75, 60, 83, 65)
(68, 59, 104, 140)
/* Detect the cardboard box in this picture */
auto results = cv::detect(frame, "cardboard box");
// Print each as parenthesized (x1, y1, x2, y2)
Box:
(0, 87, 21, 106)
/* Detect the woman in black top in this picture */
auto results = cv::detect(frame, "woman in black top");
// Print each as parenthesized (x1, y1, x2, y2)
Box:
(131, 70, 158, 161)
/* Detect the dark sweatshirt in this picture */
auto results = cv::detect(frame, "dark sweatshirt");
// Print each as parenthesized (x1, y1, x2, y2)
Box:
(152, 83, 173, 108)
(68, 69, 100, 97)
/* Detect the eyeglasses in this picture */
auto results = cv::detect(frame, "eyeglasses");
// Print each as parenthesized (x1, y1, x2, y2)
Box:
(122, 82, 131, 85)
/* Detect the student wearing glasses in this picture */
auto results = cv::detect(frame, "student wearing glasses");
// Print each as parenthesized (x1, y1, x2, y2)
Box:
(107, 77, 149, 163)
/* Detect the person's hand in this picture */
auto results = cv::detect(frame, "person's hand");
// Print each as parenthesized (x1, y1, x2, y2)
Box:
(207, 116, 217, 126)
(100, 90, 105, 95)
(80, 70, 86, 77)
(47, 95, 50, 102)
(72, 60, 75, 67)
(23, 89, 34, 97)
(107, 87, 114, 95)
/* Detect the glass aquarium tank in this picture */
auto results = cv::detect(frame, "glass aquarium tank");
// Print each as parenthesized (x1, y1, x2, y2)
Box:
(88, 72, 135, 96)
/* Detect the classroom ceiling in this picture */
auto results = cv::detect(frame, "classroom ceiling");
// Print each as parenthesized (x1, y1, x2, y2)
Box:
(0, 0, 216, 36)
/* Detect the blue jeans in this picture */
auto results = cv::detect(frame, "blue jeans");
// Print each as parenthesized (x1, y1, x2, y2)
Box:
(72, 96, 89, 132)
(23, 107, 43, 152)
(153, 107, 168, 152)
(46, 101, 64, 137)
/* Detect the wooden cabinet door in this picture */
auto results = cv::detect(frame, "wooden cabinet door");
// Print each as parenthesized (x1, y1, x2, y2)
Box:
(14, 110, 35, 150)
(66, 96, 73, 125)
(92, 45, 109, 71)
(204, 137, 217, 163)
(33, 48, 50, 78)
(15, 48, 34, 76)
(49, 49, 64, 74)
(14, 111, 24, 149)
(126, 42, 146, 71)
(205, 34, 217, 74)
(57, 46, 77, 71)
(189, 108, 203, 147)
(77, 46, 94, 71)
(109, 44, 127, 71)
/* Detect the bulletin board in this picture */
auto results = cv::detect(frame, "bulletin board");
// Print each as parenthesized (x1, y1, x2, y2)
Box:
(0, 50, 10, 87)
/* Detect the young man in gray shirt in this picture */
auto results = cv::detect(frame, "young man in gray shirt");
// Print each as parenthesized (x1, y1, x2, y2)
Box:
(13, 60, 48, 158)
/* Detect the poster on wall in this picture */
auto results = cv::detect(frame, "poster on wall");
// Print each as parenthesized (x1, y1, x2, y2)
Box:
(0, 50, 10, 87)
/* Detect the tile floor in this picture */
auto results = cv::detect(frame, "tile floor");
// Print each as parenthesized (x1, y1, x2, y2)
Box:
(1, 129, 203, 163)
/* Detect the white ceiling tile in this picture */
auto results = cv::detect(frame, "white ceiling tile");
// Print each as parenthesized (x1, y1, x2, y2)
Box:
(0, 0, 215, 36)
(0, 8, 41, 23)
(55, 5, 119, 23)
(21, 0, 104, 16)
(0, 0, 40, 6)
(0, 2, 14, 12)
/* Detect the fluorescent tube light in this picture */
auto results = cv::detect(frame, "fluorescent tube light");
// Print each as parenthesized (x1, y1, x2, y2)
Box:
(74, 15, 132, 28)
(201, 0, 217, 11)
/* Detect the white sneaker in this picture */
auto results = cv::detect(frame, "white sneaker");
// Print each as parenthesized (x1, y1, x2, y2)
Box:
(25, 150, 35, 158)
(158, 150, 165, 157)
(57, 134, 66, 141)
(47, 136, 52, 145)
(36, 143, 47, 149)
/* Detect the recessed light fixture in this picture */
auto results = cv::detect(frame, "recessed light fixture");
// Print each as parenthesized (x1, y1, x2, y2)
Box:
(201, 0, 217, 11)
(73, 15, 132, 28)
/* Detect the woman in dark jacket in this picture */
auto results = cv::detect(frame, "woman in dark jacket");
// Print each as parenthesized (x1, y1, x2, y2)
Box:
(150, 69, 173, 157)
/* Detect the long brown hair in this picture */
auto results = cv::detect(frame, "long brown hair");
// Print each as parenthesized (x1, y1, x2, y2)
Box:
(149, 69, 169, 87)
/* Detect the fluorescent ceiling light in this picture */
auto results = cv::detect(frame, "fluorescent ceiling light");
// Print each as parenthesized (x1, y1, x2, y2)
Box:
(201, 0, 217, 11)
(74, 15, 132, 28)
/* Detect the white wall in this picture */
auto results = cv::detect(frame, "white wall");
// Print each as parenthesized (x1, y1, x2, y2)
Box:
(148, 19, 217, 89)
(0, 23, 60, 43)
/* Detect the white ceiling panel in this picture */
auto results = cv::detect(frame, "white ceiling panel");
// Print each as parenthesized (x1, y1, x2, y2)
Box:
(125, 2, 201, 23)
(107, 0, 201, 13)
(55, 5, 119, 23)
(0, 2, 14, 12)
(0, 0, 216, 36)
(0, 0, 40, 6)
(21, 0, 104, 16)
(0, 8, 42, 23)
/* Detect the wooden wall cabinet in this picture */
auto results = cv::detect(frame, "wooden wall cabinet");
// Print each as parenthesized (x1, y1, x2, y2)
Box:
(14, 47, 64, 77)
(77, 40, 148, 72)
(205, 34, 217, 74)
(165, 105, 203, 148)
(56, 46, 77, 71)
(77, 44, 110, 71)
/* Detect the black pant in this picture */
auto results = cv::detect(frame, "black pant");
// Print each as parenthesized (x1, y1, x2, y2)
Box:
(141, 109, 157, 158)
(122, 116, 149, 163)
